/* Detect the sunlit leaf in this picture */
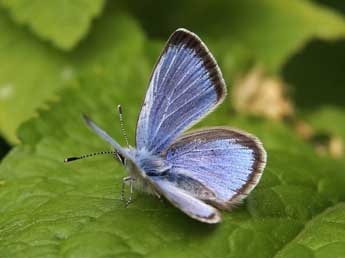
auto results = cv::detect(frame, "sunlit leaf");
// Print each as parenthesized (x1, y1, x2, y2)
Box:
(0, 7, 145, 143)
(0, 0, 105, 49)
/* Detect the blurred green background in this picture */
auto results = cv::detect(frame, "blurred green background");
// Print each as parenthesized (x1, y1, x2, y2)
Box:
(0, 1, 345, 258)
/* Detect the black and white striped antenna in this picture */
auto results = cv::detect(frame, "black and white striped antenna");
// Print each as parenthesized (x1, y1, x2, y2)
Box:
(64, 151, 119, 163)
(64, 106, 130, 164)
(117, 104, 129, 147)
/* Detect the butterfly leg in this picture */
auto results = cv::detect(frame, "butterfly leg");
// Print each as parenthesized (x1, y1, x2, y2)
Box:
(154, 190, 161, 200)
(155, 191, 165, 205)
(121, 176, 135, 207)
(125, 179, 134, 207)
(121, 176, 131, 203)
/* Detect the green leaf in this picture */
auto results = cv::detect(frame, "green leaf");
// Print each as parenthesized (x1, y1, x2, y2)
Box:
(275, 204, 345, 258)
(0, 6, 145, 143)
(1, 56, 345, 257)
(0, 9, 71, 143)
(0, 0, 105, 49)
(127, 0, 345, 76)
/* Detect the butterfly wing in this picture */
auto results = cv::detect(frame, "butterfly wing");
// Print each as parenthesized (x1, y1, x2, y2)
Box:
(82, 115, 131, 160)
(163, 127, 267, 209)
(136, 28, 226, 154)
(149, 177, 221, 223)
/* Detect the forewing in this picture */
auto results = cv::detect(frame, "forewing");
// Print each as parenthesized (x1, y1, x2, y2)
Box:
(164, 128, 267, 209)
(82, 115, 131, 160)
(136, 28, 226, 154)
(149, 177, 221, 223)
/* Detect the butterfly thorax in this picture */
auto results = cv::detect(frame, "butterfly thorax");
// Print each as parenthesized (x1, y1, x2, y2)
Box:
(125, 149, 172, 194)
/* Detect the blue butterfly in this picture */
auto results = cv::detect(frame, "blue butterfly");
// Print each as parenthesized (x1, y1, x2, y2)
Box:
(65, 29, 267, 223)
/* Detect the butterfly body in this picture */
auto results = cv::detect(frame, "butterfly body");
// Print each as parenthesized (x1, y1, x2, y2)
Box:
(124, 149, 171, 195)
(125, 148, 218, 200)
(77, 28, 267, 223)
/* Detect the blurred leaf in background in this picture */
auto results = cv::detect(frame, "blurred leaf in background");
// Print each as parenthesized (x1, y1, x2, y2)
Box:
(0, 0, 345, 257)
(126, 0, 345, 75)
(0, 2, 143, 143)
(2, 0, 345, 144)
(0, 8, 71, 143)
(0, 0, 105, 49)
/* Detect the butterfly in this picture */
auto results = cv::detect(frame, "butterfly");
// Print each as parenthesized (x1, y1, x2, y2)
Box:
(65, 28, 267, 223)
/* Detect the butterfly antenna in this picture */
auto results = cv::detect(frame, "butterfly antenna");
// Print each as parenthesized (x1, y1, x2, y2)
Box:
(64, 151, 123, 163)
(117, 105, 129, 147)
